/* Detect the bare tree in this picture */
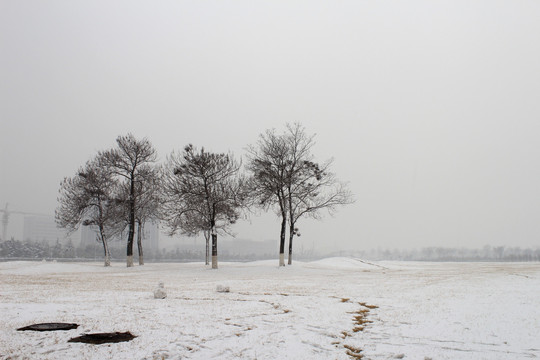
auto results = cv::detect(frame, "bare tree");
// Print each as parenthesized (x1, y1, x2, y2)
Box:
(161, 145, 245, 269)
(101, 134, 157, 267)
(248, 123, 354, 266)
(55, 155, 122, 266)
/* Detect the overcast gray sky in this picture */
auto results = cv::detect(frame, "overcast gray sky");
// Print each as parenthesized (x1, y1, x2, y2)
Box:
(1, 0, 539, 252)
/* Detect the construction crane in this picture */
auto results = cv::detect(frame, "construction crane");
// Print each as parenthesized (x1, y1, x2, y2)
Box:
(0, 203, 50, 241)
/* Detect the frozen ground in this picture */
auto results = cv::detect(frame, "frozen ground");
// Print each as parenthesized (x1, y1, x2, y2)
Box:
(0, 258, 539, 359)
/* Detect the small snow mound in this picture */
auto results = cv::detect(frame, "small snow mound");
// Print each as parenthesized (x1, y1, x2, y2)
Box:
(154, 282, 166, 299)
(216, 285, 230, 293)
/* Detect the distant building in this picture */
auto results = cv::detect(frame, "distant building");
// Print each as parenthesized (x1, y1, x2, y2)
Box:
(23, 215, 73, 245)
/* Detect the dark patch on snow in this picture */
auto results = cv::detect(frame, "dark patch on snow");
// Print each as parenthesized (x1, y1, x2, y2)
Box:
(17, 323, 79, 331)
(68, 331, 137, 344)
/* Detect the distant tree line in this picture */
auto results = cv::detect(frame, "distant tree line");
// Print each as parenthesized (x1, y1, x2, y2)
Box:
(54, 123, 353, 268)
(0, 238, 307, 262)
(0, 239, 124, 260)
(2, 239, 539, 262)
(347, 246, 540, 262)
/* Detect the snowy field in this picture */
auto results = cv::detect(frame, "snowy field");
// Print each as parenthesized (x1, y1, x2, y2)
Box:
(1, 259, 539, 360)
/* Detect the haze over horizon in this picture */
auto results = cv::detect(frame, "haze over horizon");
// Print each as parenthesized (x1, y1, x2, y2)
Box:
(1, 1, 539, 252)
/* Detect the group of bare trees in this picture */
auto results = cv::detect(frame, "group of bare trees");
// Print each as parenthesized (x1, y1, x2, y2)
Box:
(56, 123, 353, 268)
(56, 134, 159, 267)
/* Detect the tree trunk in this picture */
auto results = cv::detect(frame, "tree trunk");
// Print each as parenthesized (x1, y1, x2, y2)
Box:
(102, 237, 111, 267)
(205, 231, 210, 266)
(127, 175, 135, 267)
(96, 204, 111, 267)
(137, 221, 144, 265)
(279, 214, 286, 266)
(104, 252, 111, 267)
(211, 230, 218, 269)
(98, 225, 111, 267)
(288, 223, 294, 265)
(286, 187, 294, 265)
(127, 224, 135, 267)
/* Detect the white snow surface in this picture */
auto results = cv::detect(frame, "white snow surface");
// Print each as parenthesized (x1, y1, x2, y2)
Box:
(1, 259, 539, 359)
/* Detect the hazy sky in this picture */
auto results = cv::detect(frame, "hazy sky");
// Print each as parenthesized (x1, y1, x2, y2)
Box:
(1, 1, 539, 252)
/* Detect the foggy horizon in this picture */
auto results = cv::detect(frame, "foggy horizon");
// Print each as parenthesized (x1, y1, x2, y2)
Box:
(2, 1, 539, 253)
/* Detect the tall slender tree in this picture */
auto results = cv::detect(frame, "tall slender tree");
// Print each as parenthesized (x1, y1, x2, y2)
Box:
(101, 134, 157, 267)
(55, 155, 122, 266)
(161, 145, 245, 269)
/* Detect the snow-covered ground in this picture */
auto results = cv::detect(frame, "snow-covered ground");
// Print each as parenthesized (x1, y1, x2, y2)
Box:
(1, 259, 538, 359)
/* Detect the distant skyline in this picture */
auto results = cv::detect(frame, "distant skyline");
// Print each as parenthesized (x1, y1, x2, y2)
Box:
(1, 1, 539, 252)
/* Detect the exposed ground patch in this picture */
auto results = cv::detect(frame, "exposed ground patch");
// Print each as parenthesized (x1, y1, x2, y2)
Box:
(68, 331, 137, 344)
(17, 323, 79, 332)
(335, 300, 379, 359)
